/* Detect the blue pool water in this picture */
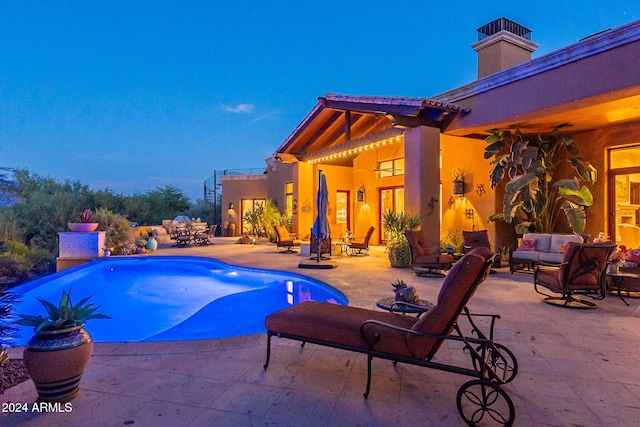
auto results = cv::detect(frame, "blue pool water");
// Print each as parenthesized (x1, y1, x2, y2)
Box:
(10, 256, 347, 345)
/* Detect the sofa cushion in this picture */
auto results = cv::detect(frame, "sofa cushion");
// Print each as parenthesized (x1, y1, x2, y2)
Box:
(512, 251, 542, 262)
(524, 233, 551, 252)
(538, 252, 564, 264)
(549, 234, 583, 253)
(517, 238, 537, 251)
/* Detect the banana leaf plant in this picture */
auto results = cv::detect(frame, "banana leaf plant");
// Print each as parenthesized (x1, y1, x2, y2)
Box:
(485, 123, 596, 234)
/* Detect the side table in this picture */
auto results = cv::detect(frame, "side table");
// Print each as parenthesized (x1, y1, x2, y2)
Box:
(607, 272, 640, 305)
(376, 297, 434, 317)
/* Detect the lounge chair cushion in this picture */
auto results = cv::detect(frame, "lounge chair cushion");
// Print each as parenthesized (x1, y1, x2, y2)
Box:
(266, 247, 492, 362)
(275, 225, 301, 248)
(408, 247, 491, 359)
(265, 301, 418, 357)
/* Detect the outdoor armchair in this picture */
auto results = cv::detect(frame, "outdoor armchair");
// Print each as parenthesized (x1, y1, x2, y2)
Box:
(274, 225, 301, 252)
(347, 226, 375, 255)
(533, 242, 615, 308)
(405, 230, 455, 276)
(310, 232, 331, 257)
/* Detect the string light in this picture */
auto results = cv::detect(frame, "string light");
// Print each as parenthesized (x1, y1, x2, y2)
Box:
(305, 135, 403, 163)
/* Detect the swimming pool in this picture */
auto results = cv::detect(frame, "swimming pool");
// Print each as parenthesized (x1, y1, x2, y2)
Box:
(10, 256, 347, 345)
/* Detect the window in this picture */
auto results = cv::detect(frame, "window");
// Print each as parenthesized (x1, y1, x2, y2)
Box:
(285, 182, 293, 216)
(379, 158, 404, 177)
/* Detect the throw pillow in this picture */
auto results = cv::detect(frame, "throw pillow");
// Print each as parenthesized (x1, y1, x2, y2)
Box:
(517, 238, 536, 251)
(558, 242, 570, 254)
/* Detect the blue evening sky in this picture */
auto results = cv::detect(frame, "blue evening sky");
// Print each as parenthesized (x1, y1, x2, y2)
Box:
(1, 1, 639, 202)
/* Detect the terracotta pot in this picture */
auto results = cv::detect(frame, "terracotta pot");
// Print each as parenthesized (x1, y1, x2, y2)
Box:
(388, 246, 410, 268)
(68, 223, 99, 232)
(23, 324, 94, 402)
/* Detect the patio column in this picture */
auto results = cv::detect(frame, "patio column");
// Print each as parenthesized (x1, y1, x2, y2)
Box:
(404, 126, 441, 249)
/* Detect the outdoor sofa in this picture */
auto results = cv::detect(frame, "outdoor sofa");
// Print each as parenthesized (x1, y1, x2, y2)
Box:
(509, 232, 584, 273)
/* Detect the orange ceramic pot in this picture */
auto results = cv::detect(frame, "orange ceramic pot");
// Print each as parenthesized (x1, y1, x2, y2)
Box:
(67, 223, 99, 232)
(23, 324, 94, 402)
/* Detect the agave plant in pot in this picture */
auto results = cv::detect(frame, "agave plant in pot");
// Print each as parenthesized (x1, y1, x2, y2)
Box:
(68, 209, 99, 232)
(14, 288, 110, 402)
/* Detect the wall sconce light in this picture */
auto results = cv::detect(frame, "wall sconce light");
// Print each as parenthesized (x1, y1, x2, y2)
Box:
(356, 184, 366, 202)
(228, 202, 234, 210)
(452, 168, 465, 197)
(476, 184, 486, 195)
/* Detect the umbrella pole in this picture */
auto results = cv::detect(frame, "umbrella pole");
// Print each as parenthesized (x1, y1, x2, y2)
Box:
(317, 169, 322, 263)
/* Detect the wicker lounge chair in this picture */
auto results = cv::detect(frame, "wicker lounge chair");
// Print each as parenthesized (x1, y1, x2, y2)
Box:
(264, 248, 517, 426)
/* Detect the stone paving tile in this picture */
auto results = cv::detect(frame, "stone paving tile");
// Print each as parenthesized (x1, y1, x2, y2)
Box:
(209, 382, 283, 417)
(3, 240, 640, 426)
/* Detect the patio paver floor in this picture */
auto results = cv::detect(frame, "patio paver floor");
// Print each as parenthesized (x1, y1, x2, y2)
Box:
(2, 237, 640, 426)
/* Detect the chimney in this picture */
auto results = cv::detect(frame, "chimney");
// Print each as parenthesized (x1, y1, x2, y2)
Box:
(472, 18, 539, 79)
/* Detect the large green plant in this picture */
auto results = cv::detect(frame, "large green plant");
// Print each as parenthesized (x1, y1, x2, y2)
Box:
(382, 210, 421, 267)
(242, 200, 281, 239)
(485, 124, 596, 234)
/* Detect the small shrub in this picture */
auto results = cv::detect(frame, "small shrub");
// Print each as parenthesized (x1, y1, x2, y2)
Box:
(440, 231, 464, 253)
(93, 208, 132, 254)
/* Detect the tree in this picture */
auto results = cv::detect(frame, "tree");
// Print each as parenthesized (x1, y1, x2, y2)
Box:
(485, 124, 596, 234)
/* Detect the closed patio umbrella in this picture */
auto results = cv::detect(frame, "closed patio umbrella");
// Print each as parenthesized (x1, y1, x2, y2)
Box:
(311, 171, 330, 262)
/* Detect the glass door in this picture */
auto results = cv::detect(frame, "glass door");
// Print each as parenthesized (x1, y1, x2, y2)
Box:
(335, 190, 350, 237)
(609, 146, 640, 247)
(380, 186, 404, 242)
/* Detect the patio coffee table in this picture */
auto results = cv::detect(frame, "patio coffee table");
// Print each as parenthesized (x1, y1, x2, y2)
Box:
(607, 272, 640, 305)
(376, 297, 434, 317)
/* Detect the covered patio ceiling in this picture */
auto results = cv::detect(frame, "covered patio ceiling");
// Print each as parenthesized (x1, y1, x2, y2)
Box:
(274, 93, 470, 165)
(447, 89, 640, 139)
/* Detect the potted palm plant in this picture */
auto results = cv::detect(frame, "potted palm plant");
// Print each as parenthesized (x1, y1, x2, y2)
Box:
(14, 288, 110, 402)
(382, 210, 421, 267)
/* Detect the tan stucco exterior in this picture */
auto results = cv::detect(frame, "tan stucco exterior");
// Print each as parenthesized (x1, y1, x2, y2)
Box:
(219, 19, 640, 253)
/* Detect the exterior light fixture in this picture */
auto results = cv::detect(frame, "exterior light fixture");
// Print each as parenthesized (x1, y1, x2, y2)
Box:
(228, 202, 234, 210)
(356, 184, 366, 202)
(452, 168, 465, 198)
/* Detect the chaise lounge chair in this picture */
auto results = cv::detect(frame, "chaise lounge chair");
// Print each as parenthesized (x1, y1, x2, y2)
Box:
(274, 225, 301, 252)
(264, 247, 517, 426)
